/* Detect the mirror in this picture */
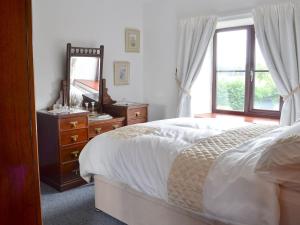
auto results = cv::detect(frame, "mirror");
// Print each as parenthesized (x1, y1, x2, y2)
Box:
(70, 56, 100, 107)
(66, 43, 104, 112)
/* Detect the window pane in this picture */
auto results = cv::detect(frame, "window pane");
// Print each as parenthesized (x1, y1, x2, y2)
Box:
(255, 39, 268, 70)
(253, 72, 280, 111)
(216, 72, 245, 111)
(217, 30, 247, 71)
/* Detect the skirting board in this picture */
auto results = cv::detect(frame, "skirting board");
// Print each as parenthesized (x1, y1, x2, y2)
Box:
(94, 175, 226, 225)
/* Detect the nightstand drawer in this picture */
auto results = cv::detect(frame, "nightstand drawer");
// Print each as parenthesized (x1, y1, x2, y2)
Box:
(60, 129, 88, 146)
(61, 161, 81, 182)
(60, 116, 88, 131)
(89, 120, 124, 138)
(128, 107, 147, 120)
(61, 143, 87, 163)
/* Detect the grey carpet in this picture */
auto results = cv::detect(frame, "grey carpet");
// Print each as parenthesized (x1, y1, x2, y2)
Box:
(41, 182, 126, 225)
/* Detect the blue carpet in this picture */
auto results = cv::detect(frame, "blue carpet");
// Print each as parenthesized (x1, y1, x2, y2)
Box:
(41, 182, 126, 225)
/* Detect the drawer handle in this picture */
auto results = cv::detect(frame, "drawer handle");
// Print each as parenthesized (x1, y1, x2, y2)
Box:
(135, 112, 141, 117)
(71, 135, 79, 143)
(69, 121, 78, 128)
(95, 127, 102, 134)
(112, 125, 119, 129)
(71, 150, 80, 159)
(72, 169, 80, 176)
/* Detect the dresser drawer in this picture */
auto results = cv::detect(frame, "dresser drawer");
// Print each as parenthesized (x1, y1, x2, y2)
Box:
(60, 116, 88, 131)
(60, 129, 88, 146)
(89, 120, 124, 138)
(61, 142, 87, 163)
(128, 107, 147, 120)
(61, 161, 81, 182)
(127, 117, 148, 125)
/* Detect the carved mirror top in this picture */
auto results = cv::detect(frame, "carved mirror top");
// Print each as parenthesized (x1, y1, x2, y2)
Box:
(70, 47, 102, 57)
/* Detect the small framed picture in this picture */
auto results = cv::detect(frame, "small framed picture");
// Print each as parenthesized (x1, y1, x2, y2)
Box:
(114, 61, 130, 85)
(125, 28, 140, 53)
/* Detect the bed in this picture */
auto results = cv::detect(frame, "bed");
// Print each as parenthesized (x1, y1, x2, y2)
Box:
(79, 118, 300, 225)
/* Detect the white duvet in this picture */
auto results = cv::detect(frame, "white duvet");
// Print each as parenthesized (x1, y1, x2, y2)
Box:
(203, 127, 285, 225)
(80, 118, 248, 199)
(79, 118, 284, 225)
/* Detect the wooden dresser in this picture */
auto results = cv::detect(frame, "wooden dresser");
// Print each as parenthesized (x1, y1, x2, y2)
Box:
(37, 104, 147, 191)
(104, 103, 148, 125)
(37, 110, 89, 191)
(37, 110, 127, 191)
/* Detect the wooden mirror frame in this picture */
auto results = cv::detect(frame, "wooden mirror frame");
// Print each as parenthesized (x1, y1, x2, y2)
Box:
(66, 43, 104, 112)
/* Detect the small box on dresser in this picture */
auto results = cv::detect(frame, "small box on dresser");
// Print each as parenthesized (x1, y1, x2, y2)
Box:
(104, 103, 148, 125)
(37, 110, 89, 191)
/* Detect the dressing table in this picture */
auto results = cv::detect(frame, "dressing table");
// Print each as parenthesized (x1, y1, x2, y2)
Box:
(37, 44, 147, 191)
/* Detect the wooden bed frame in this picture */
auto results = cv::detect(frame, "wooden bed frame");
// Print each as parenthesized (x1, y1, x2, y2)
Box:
(94, 175, 300, 225)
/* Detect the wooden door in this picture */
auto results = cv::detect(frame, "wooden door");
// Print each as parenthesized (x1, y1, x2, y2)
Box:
(0, 0, 42, 225)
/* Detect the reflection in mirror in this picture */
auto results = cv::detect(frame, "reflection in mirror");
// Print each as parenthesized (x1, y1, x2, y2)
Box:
(69, 56, 100, 107)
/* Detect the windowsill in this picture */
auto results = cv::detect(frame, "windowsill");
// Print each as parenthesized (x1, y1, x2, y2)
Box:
(194, 113, 280, 125)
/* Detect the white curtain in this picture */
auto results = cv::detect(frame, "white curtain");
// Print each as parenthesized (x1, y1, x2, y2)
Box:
(253, 3, 300, 125)
(176, 16, 217, 117)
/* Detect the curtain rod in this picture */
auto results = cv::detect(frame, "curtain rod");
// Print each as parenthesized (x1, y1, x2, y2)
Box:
(218, 0, 296, 21)
(218, 12, 253, 22)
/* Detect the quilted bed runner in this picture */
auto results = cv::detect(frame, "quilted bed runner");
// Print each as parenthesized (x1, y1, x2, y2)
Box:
(167, 124, 278, 214)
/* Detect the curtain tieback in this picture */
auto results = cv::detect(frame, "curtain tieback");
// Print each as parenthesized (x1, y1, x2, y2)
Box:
(283, 84, 300, 101)
(175, 77, 191, 96)
(175, 68, 191, 97)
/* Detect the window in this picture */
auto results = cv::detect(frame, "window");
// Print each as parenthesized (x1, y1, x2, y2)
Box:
(212, 25, 281, 118)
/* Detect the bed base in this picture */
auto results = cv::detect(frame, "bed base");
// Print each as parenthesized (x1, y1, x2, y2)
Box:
(95, 175, 300, 225)
(279, 187, 300, 225)
(94, 175, 225, 225)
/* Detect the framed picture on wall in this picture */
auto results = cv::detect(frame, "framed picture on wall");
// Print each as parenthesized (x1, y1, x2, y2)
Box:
(125, 28, 140, 53)
(114, 61, 130, 85)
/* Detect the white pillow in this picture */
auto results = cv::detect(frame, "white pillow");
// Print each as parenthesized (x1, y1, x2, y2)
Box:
(255, 122, 300, 190)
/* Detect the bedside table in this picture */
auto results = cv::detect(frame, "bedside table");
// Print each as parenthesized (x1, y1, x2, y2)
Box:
(104, 103, 148, 125)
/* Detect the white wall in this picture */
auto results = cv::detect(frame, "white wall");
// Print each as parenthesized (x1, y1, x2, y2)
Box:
(32, 0, 144, 109)
(142, 0, 289, 121)
(32, 0, 291, 118)
(143, 2, 178, 121)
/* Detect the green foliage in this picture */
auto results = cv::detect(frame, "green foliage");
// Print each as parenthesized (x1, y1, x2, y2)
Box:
(217, 72, 278, 111)
(217, 77, 244, 111)
(254, 72, 278, 105)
